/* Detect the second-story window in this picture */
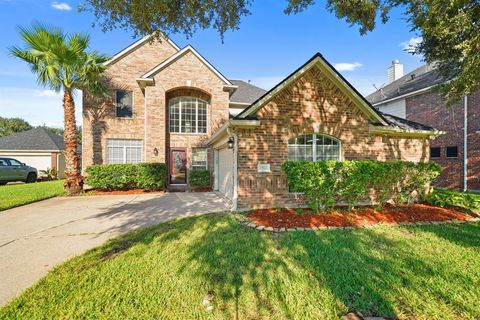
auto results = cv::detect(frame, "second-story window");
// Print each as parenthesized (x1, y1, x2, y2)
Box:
(116, 90, 133, 118)
(169, 97, 207, 133)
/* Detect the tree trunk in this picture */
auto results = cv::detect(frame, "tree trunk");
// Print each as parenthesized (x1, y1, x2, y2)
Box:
(63, 88, 83, 195)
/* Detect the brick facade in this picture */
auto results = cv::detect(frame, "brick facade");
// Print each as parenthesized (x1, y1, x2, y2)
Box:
(82, 39, 229, 185)
(406, 90, 480, 190)
(235, 67, 430, 209)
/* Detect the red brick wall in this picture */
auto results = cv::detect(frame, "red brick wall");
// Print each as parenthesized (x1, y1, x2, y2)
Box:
(406, 90, 480, 190)
(235, 66, 430, 209)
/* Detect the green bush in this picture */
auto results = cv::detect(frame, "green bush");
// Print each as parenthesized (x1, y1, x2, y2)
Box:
(426, 189, 480, 210)
(189, 169, 211, 187)
(282, 160, 442, 213)
(137, 163, 167, 191)
(85, 164, 138, 190)
(85, 163, 167, 191)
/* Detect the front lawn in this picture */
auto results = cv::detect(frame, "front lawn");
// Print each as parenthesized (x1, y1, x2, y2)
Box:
(0, 180, 65, 211)
(1, 214, 479, 319)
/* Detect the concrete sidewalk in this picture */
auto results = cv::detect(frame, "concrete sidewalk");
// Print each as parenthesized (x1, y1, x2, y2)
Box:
(0, 192, 228, 306)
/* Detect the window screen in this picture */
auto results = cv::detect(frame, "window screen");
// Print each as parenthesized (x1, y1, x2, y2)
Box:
(116, 91, 133, 118)
(288, 134, 340, 161)
(430, 147, 441, 158)
(446, 146, 458, 158)
(107, 139, 142, 164)
(192, 148, 207, 170)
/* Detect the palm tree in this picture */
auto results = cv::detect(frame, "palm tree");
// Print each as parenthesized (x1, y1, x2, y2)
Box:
(10, 24, 108, 195)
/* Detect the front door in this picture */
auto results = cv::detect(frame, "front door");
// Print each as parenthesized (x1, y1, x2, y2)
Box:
(170, 148, 187, 184)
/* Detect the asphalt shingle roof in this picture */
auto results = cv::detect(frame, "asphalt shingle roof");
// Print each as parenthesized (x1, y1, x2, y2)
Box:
(379, 112, 437, 132)
(229, 80, 267, 104)
(366, 64, 446, 105)
(0, 127, 66, 151)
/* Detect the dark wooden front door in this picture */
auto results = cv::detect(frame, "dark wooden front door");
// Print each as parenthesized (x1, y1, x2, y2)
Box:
(170, 148, 187, 184)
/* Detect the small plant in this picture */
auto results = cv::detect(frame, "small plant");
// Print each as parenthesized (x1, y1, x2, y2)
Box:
(295, 208, 304, 215)
(189, 169, 211, 187)
(273, 204, 282, 213)
(45, 167, 58, 180)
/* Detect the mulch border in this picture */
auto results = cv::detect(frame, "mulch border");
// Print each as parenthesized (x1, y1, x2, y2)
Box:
(233, 212, 480, 232)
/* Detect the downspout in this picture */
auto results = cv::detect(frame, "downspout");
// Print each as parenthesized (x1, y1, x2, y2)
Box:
(144, 87, 148, 162)
(227, 126, 238, 211)
(463, 95, 468, 191)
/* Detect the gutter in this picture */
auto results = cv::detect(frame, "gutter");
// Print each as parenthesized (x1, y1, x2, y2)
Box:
(369, 125, 445, 138)
(371, 85, 436, 106)
(464, 95, 468, 191)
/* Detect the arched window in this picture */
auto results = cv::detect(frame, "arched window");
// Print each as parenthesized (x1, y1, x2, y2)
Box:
(169, 97, 208, 133)
(288, 134, 341, 161)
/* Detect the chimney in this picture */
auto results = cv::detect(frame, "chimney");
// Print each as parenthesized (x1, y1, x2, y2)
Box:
(387, 59, 404, 83)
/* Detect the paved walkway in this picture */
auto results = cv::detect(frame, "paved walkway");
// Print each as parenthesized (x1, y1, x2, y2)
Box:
(0, 192, 228, 306)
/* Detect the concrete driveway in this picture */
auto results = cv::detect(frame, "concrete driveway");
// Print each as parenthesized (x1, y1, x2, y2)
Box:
(0, 192, 228, 306)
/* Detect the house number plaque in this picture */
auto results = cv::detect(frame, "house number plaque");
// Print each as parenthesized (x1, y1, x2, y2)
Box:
(257, 163, 271, 173)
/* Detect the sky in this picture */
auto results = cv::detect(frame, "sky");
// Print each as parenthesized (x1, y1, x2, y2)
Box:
(0, 0, 424, 128)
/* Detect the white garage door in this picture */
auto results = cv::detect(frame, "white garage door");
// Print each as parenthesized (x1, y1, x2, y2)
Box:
(217, 147, 234, 200)
(0, 153, 51, 171)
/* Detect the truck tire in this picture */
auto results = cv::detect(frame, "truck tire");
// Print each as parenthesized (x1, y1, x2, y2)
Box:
(26, 172, 37, 183)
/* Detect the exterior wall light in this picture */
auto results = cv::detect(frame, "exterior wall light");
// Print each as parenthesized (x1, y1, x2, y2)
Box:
(153, 147, 159, 156)
(227, 137, 234, 149)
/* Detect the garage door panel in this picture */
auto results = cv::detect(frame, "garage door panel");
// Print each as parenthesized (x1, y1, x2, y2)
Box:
(218, 147, 233, 200)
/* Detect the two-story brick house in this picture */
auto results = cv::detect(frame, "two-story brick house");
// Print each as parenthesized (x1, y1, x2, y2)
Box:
(367, 62, 480, 191)
(83, 35, 442, 210)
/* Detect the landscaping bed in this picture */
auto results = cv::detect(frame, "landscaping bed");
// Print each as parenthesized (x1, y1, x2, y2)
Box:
(245, 203, 478, 229)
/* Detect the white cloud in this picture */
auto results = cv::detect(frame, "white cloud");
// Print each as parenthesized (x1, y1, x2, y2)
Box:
(51, 2, 72, 11)
(334, 62, 363, 72)
(34, 89, 62, 97)
(400, 36, 422, 54)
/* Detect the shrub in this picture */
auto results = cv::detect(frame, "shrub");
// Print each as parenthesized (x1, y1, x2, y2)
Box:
(282, 160, 442, 213)
(426, 189, 480, 210)
(85, 164, 138, 190)
(189, 169, 211, 187)
(136, 163, 167, 191)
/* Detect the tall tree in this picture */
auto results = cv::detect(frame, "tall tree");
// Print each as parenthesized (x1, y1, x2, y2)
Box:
(10, 24, 108, 194)
(0, 117, 32, 137)
(81, 0, 479, 103)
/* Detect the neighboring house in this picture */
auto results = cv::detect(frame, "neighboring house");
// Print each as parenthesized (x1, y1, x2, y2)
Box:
(367, 61, 480, 191)
(83, 36, 441, 210)
(0, 127, 76, 178)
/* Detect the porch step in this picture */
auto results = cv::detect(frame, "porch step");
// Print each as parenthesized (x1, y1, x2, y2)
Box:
(167, 185, 189, 193)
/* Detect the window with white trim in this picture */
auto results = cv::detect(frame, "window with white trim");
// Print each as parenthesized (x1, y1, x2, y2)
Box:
(288, 134, 341, 161)
(106, 139, 142, 164)
(192, 148, 207, 170)
(169, 97, 207, 133)
(115, 90, 133, 118)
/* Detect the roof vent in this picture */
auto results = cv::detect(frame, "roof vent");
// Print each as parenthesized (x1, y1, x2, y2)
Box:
(387, 59, 404, 83)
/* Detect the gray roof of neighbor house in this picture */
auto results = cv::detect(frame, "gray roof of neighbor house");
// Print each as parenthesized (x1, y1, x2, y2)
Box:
(229, 80, 267, 104)
(366, 64, 446, 105)
(380, 112, 437, 132)
(0, 127, 75, 151)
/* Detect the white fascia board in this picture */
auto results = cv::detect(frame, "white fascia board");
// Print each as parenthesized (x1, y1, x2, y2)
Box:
(371, 85, 436, 106)
(104, 34, 180, 66)
(140, 45, 233, 86)
(238, 57, 388, 126)
(369, 124, 445, 138)
(206, 119, 261, 145)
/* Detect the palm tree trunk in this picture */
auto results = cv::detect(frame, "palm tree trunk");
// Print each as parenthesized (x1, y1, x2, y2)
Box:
(63, 88, 83, 195)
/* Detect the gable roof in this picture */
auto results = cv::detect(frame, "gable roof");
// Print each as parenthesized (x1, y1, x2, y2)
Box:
(366, 64, 446, 105)
(139, 45, 233, 86)
(104, 34, 180, 66)
(236, 53, 389, 126)
(0, 127, 69, 151)
(379, 112, 437, 132)
(229, 80, 266, 105)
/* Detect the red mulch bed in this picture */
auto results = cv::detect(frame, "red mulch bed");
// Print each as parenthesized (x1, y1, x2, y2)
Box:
(246, 204, 475, 228)
(86, 189, 164, 195)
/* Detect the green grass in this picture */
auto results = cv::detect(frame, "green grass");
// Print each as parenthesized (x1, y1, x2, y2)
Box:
(1, 214, 479, 319)
(0, 180, 65, 211)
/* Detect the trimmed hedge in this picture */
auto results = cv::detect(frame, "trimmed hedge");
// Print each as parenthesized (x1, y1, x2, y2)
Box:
(85, 163, 166, 191)
(282, 160, 442, 212)
(137, 163, 167, 191)
(189, 169, 211, 187)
